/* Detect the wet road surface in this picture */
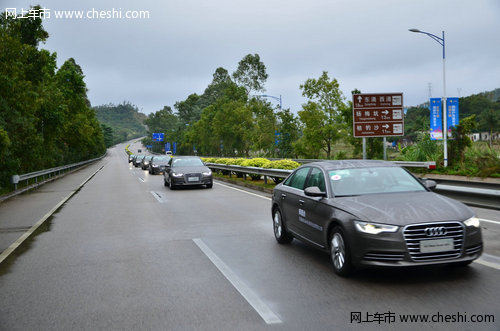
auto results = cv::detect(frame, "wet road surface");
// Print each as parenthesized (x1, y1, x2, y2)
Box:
(0, 142, 499, 330)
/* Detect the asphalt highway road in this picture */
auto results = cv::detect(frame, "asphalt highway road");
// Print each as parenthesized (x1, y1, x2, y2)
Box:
(0, 142, 499, 330)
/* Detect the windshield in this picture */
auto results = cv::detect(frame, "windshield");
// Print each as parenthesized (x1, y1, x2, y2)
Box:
(329, 167, 426, 196)
(172, 158, 204, 167)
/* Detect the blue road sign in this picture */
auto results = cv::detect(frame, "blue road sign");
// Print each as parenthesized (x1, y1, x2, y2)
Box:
(173, 142, 177, 154)
(152, 133, 164, 142)
(165, 142, 171, 152)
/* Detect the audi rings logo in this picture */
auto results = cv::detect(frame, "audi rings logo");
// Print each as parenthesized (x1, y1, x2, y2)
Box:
(424, 227, 447, 236)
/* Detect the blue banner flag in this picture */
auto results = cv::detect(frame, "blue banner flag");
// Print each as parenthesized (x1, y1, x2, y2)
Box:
(430, 98, 442, 140)
(446, 98, 459, 137)
(165, 142, 171, 152)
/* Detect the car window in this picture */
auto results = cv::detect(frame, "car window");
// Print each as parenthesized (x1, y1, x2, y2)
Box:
(305, 167, 326, 192)
(330, 167, 426, 196)
(284, 167, 310, 190)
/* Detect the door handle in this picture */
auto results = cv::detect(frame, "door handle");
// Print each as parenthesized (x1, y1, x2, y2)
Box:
(281, 193, 287, 199)
(299, 200, 304, 205)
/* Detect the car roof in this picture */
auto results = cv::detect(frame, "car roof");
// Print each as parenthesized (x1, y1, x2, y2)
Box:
(304, 159, 398, 171)
(171, 155, 200, 159)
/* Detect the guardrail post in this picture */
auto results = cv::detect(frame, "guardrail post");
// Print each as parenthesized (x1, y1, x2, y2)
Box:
(264, 175, 268, 184)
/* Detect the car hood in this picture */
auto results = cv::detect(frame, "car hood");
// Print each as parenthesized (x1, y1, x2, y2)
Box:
(331, 191, 473, 226)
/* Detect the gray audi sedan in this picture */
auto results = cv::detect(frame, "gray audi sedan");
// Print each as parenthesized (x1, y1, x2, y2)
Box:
(271, 160, 483, 276)
(163, 156, 213, 189)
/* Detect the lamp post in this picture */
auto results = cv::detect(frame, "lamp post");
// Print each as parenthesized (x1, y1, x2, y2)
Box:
(409, 28, 448, 167)
(259, 94, 282, 110)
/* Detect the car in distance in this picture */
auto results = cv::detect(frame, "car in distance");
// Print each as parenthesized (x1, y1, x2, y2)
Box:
(163, 156, 213, 189)
(128, 154, 135, 163)
(141, 155, 153, 170)
(134, 155, 146, 168)
(149, 156, 171, 174)
(271, 160, 482, 276)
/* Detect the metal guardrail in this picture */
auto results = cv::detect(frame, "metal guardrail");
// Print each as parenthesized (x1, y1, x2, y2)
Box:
(207, 162, 499, 209)
(10, 154, 106, 191)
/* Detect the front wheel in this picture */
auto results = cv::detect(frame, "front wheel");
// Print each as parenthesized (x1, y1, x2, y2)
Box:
(330, 226, 353, 277)
(169, 178, 176, 190)
(273, 208, 293, 244)
(206, 183, 213, 189)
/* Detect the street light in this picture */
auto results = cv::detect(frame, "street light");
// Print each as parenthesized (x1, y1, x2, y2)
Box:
(259, 94, 282, 110)
(409, 28, 448, 167)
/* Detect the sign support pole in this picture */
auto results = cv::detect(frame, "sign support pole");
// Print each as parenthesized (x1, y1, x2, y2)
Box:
(362, 138, 366, 160)
(383, 137, 387, 160)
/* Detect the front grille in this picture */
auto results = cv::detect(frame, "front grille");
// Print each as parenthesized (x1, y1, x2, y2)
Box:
(465, 244, 482, 255)
(363, 252, 405, 262)
(403, 222, 464, 261)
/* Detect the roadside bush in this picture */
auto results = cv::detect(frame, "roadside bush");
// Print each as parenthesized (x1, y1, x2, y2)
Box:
(262, 159, 299, 183)
(262, 159, 300, 170)
(241, 158, 271, 180)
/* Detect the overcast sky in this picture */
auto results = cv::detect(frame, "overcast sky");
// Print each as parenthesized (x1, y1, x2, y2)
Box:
(5, 0, 500, 114)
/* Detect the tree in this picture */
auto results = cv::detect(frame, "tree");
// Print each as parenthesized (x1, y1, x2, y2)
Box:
(276, 109, 299, 158)
(297, 71, 347, 158)
(477, 106, 500, 148)
(232, 54, 268, 94)
(449, 115, 476, 166)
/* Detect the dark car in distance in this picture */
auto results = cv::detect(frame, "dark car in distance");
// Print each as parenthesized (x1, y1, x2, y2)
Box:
(163, 156, 213, 189)
(271, 160, 483, 276)
(141, 155, 153, 170)
(133, 155, 146, 168)
(149, 156, 171, 175)
(128, 154, 135, 163)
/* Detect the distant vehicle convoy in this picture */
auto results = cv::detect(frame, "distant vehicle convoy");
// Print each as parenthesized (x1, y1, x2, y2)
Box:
(128, 150, 483, 277)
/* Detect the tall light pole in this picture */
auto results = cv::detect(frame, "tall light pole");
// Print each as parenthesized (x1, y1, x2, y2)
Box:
(409, 28, 448, 167)
(259, 94, 282, 110)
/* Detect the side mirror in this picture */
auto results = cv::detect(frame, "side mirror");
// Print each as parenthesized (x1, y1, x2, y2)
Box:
(424, 179, 437, 191)
(304, 186, 327, 198)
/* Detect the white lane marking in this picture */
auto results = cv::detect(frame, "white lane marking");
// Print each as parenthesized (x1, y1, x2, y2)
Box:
(215, 182, 271, 201)
(150, 191, 164, 203)
(193, 238, 282, 324)
(474, 255, 500, 270)
(138, 177, 145, 183)
(479, 218, 500, 226)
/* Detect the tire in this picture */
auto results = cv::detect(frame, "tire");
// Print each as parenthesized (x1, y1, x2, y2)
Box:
(330, 226, 353, 277)
(164, 177, 168, 187)
(206, 183, 213, 189)
(273, 208, 293, 244)
(169, 178, 175, 190)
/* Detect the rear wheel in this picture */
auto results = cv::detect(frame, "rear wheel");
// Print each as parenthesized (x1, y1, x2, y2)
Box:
(330, 226, 353, 276)
(273, 208, 293, 244)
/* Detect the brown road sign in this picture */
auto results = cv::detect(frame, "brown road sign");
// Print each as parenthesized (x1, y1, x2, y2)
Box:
(352, 93, 404, 137)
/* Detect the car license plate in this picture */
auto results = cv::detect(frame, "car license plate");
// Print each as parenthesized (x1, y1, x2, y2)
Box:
(420, 238, 454, 253)
(188, 177, 199, 182)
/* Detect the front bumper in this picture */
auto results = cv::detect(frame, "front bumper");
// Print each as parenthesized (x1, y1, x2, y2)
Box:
(171, 174, 212, 186)
(348, 222, 483, 268)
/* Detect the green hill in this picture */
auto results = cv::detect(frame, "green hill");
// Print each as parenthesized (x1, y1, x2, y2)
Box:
(94, 102, 147, 145)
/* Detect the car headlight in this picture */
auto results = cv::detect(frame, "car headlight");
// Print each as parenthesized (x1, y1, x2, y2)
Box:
(464, 216, 480, 228)
(202, 170, 212, 176)
(354, 221, 398, 234)
(172, 172, 184, 177)
(152, 164, 159, 167)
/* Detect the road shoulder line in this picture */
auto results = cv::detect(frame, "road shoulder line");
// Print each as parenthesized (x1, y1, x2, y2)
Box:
(0, 165, 104, 265)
